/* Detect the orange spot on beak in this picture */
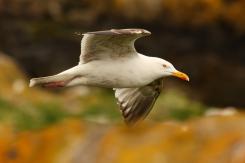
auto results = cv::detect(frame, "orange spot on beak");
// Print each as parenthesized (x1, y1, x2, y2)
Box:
(172, 71, 189, 81)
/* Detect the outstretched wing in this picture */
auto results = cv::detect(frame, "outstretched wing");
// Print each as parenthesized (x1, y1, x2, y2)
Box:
(78, 29, 151, 64)
(114, 79, 163, 125)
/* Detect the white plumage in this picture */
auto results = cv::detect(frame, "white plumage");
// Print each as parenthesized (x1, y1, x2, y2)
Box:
(30, 28, 189, 125)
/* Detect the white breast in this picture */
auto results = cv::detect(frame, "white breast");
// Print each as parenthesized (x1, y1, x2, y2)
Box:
(80, 54, 160, 88)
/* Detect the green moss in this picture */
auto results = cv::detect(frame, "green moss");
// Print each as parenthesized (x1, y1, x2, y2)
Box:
(0, 98, 70, 130)
(168, 106, 204, 121)
(80, 104, 121, 121)
(151, 89, 206, 121)
(0, 88, 207, 130)
(79, 90, 121, 121)
(0, 98, 15, 120)
(36, 103, 68, 124)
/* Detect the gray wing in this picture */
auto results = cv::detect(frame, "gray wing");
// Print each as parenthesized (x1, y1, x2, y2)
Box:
(78, 29, 151, 63)
(114, 79, 163, 125)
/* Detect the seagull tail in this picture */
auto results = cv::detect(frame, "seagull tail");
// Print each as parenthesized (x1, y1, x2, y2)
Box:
(29, 65, 84, 88)
(29, 74, 70, 88)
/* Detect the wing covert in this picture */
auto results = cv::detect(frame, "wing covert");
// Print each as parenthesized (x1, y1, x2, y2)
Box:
(78, 29, 151, 63)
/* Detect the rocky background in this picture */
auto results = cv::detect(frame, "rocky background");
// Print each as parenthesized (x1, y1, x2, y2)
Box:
(0, 0, 244, 106)
(0, 0, 245, 162)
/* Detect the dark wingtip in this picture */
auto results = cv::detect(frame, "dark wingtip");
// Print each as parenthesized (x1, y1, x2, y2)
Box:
(83, 28, 151, 36)
(74, 32, 85, 37)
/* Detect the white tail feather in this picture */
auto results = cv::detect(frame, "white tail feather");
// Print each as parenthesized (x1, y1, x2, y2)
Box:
(29, 65, 83, 88)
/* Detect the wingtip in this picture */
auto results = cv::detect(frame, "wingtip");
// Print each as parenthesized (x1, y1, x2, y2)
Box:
(29, 79, 36, 87)
(83, 28, 151, 36)
(112, 28, 151, 36)
(74, 32, 85, 36)
(144, 29, 151, 36)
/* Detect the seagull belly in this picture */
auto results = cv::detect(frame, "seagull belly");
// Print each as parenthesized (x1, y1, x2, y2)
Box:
(82, 60, 153, 88)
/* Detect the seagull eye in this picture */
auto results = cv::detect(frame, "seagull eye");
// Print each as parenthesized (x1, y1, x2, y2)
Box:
(163, 64, 167, 68)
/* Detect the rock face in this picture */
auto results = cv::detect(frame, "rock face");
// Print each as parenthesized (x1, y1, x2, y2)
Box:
(0, 47, 245, 163)
(0, 116, 245, 163)
(0, 52, 61, 103)
(0, 0, 245, 107)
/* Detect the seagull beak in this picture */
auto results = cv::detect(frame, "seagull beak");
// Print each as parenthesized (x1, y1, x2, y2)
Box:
(172, 70, 189, 81)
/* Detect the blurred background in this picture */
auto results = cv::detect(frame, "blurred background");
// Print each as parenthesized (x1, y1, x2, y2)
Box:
(0, 0, 245, 162)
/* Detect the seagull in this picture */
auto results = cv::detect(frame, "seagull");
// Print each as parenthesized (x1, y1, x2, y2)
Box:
(29, 28, 189, 125)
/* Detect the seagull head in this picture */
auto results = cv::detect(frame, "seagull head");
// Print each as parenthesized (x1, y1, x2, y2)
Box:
(152, 58, 189, 81)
